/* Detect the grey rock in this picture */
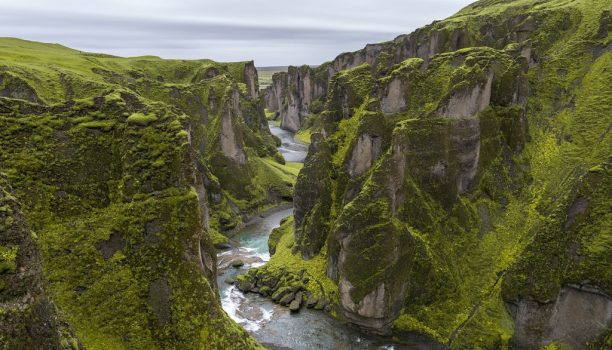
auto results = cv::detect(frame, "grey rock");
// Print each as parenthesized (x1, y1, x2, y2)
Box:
(289, 298, 302, 312)
(509, 285, 612, 349)
(305, 294, 319, 308)
(236, 277, 254, 292)
(231, 259, 244, 268)
(279, 292, 296, 306)
(381, 77, 406, 114)
(347, 134, 382, 178)
(219, 89, 247, 165)
(272, 287, 292, 302)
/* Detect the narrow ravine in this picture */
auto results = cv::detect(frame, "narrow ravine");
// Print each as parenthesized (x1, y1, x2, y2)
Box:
(216, 123, 406, 350)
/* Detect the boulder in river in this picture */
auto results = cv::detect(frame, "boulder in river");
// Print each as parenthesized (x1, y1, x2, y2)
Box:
(259, 286, 272, 296)
(214, 242, 233, 250)
(279, 292, 296, 306)
(305, 294, 319, 308)
(231, 259, 245, 268)
(271, 286, 292, 302)
(236, 274, 255, 292)
(289, 299, 302, 312)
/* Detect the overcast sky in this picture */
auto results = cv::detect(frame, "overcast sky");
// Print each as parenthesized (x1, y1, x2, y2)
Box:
(0, 0, 473, 66)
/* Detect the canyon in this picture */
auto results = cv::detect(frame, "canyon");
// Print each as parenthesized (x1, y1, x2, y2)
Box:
(0, 0, 611, 349)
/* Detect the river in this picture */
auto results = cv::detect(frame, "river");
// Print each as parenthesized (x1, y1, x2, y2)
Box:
(215, 122, 408, 349)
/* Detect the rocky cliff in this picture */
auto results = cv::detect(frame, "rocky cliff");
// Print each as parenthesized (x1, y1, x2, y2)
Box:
(0, 38, 272, 349)
(261, 65, 328, 132)
(0, 174, 82, 349)
(260, 0, 611, 348)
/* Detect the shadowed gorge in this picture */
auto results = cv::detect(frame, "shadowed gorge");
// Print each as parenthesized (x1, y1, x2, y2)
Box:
(1, 0, 611, 349)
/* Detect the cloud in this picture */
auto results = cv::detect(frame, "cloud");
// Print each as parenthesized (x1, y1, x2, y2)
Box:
(0, 0, 473, 66)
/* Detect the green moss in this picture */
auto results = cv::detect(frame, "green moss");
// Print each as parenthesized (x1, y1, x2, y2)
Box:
(0, 40, 267, 347)
(283, 1, 611, 348)
(78, 120, 117, 131)
(0, 246, 18, 274)
(264, 109, 277, 120)
(268, 217, 291, 256)
(325, 63, 375, 121)
(393, 313, 445, 344)
(209, 228, 229, 246)
(260, 158, 301, 183)
(127, 112, 158, 126)
(295, 128, 312, 144)
(261, 216, 339, 302)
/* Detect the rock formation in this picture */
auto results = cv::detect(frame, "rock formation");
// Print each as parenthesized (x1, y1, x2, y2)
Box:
(261, 65, 328, 132)
(0, 38, 269, 349)
(0, 175, 78, 349)
(258, 0, 612, 348)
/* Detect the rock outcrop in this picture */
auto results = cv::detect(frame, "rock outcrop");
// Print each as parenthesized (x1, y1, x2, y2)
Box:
(507, 285, 612, 349)
(437, 69, 494, 118)
(243, 61, 259, 100)
(261, 65, 328, 132)
(261, 0, 568, 125)
(347, 133, 382, 178)
(293, 133, 333, 259)
(380, 77, 407, 114)
(0, 175, 79, 349)
(0, 71, 40, 103)
(219, 89, 247, 165)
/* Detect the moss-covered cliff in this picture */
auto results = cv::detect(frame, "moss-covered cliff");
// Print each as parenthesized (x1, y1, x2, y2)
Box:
(0, 38, 273, 349)
(259, 0, 611, 348)
(0, 174, 82, 349)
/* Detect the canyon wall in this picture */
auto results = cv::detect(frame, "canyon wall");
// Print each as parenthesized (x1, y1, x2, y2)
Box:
(0, 39, 271, 349)
(266, 0, 611, 348)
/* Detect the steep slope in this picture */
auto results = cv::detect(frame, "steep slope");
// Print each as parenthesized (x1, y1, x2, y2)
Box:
(0, 38, 295, 236)
(257, 0, 611, 348)
(0, 38, 270, 349)
(0, 174, 82, 349)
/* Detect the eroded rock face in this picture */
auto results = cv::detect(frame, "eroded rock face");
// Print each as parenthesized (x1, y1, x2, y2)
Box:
(293, 133, 333, 258)
(243, 61, 259, 99)
(280, 85, 301, 132)
(347, 134, 382, 178)
(328, 43, 384, 78)
(508, 285, 612, 349)
(328, 154, 427, 332)
(438, 70, 494, 117)
(451, 118, 481, 195)
(339, 278, 388, 327)
(0, 176, 72, 349)
(381, 77, 407, 115)
(261, 10, 540, 122)
(392, 117, 482, 205)
(263, 66, 327, 132)
(220, 89, 247, 165)
(262, 73, 286, 112)
(300, 47, 532, 340)
(0, 72, 40, 103)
